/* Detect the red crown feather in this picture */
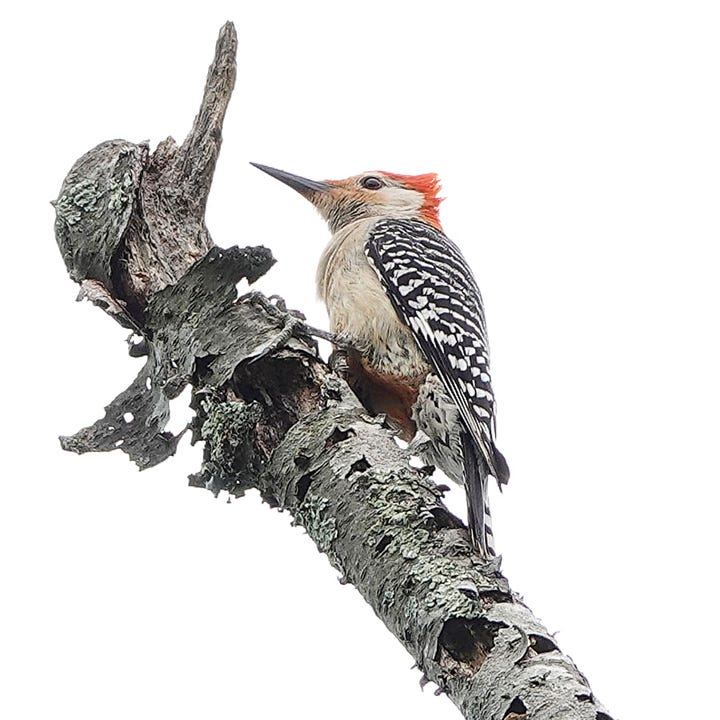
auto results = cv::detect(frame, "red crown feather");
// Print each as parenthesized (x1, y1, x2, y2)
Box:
(382, 172, 444, 229)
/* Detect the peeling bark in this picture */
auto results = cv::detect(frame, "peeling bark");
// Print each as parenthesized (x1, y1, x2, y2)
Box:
(53, 22, 614, 720)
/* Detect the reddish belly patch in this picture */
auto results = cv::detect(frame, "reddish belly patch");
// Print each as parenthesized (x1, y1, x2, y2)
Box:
(345, 351, 425, 441)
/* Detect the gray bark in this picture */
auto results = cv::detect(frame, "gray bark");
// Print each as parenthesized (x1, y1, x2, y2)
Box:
(53, 22, 614, 720)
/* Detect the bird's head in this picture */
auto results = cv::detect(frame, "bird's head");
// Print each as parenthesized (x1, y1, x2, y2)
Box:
(251, 163, 443, 232)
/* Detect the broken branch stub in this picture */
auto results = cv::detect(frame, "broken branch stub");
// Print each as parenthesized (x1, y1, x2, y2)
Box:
(53, 21, 614, 720)
(54, 21, 239, 325)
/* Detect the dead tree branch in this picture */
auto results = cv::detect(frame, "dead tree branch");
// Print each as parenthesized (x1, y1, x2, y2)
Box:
(52, 22, 613, 720)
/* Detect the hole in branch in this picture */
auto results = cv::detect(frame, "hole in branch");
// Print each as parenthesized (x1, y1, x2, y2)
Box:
(503, 697, 527, 719)
(295, 472, 316, 504)
(325, 426, 355, 448)
(294, 452, 312, 470)
(429, 506, 462, 530)
(529, 634, 558, 654)
(438, 617, 500, 671)
(346, 456, 371, 478)
(193, 352, 218, 383)
(374, 534, 393, 556)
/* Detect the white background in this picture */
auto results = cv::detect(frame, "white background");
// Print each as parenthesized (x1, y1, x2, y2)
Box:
(1, 2, 718, 718)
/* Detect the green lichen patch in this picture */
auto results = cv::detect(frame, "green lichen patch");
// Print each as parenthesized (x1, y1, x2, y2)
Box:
(54, 179, 100, 225)
(296, 495, 337, 551)
(106, 172, 135, 212)
(197, 395, 263, 496)
(54, 139, 145, 288)
(295, 493, 342, 572)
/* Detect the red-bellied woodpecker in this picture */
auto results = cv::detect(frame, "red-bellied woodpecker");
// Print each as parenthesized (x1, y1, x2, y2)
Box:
(251, 163, 509, 557)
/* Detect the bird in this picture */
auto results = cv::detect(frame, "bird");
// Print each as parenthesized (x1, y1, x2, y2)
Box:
(251, 163, 509, 557)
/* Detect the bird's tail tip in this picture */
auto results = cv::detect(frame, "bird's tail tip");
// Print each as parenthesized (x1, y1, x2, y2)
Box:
(463, 436, 496, 559)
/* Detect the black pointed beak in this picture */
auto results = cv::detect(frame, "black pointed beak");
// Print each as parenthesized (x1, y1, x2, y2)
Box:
(250, 163, 332, 196)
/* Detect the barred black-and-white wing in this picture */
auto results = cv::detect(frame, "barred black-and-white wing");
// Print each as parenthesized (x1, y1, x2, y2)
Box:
(365, 218, 509, 487)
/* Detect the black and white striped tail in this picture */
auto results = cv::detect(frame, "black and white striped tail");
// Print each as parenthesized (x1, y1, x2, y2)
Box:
(462, 433, 495, 558)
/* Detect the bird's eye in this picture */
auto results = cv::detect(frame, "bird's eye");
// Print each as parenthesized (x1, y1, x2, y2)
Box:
(361, 176, 383, 190)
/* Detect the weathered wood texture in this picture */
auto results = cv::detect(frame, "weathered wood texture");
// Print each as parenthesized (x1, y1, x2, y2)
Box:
(53, 22, 613, 720)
